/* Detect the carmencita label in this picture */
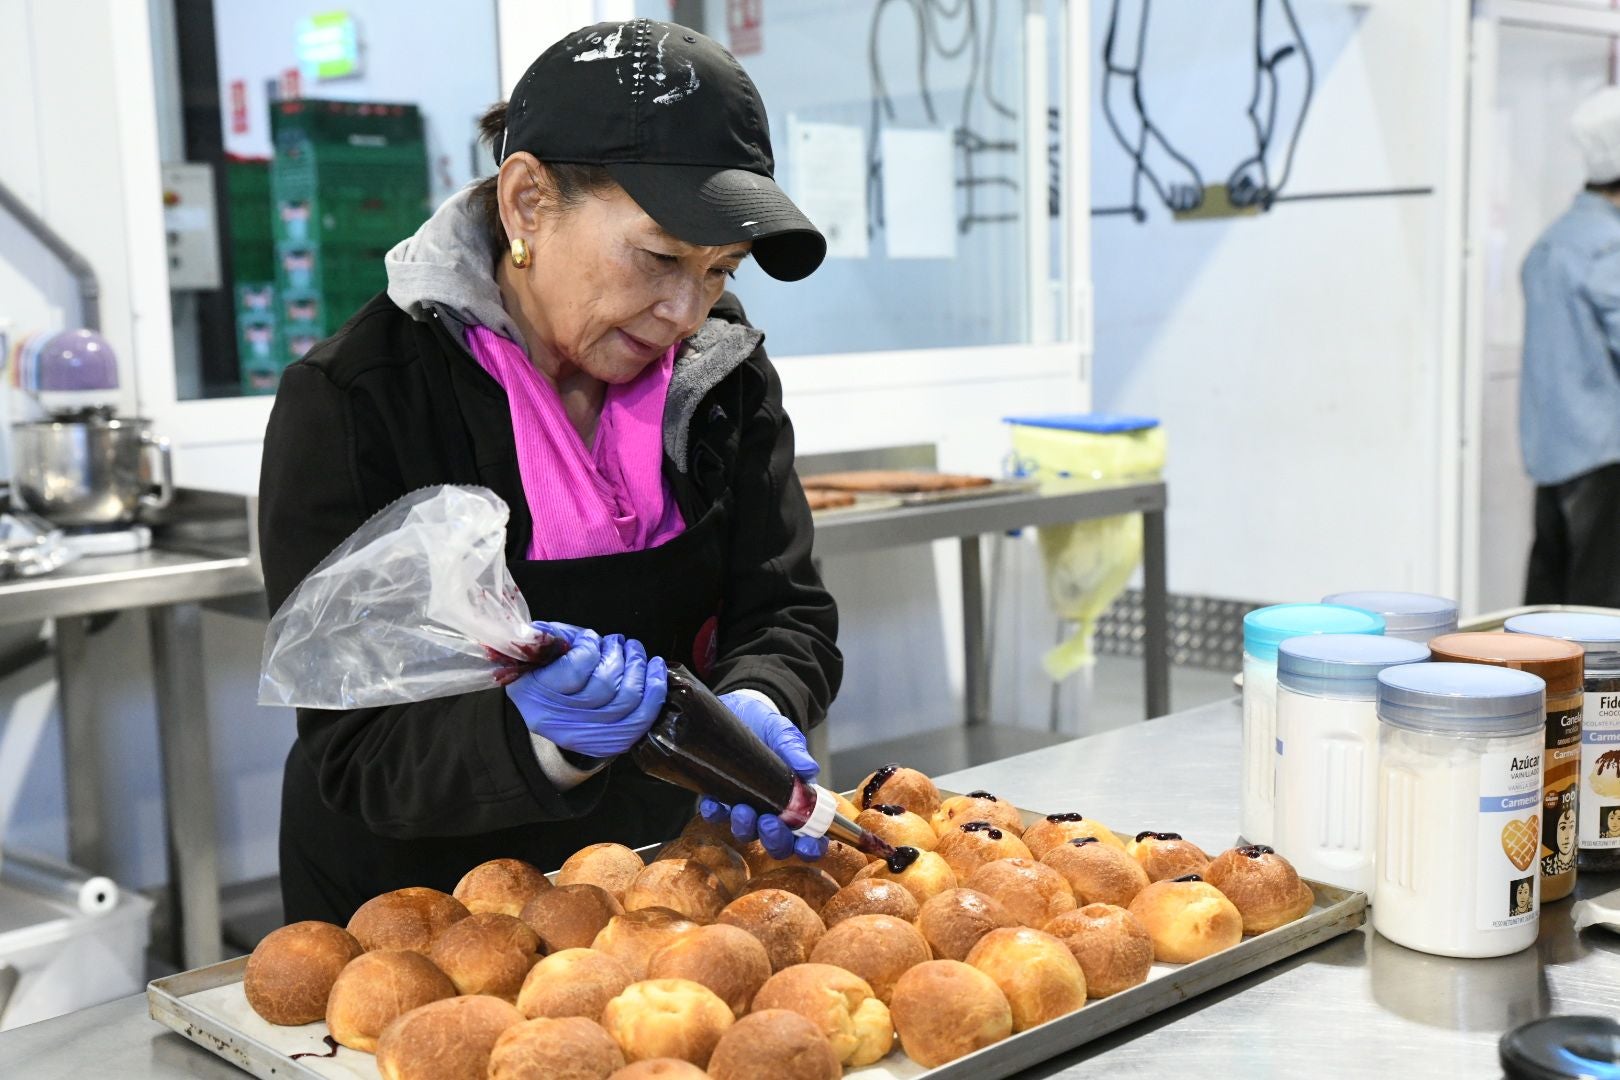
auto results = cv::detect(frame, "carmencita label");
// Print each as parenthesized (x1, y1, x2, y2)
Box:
(1477, 748, 1541, 932)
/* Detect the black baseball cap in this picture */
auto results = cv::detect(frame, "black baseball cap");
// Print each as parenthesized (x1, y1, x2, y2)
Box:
(500, 19, 825, 282)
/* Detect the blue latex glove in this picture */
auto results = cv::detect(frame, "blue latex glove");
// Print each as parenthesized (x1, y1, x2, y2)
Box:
(699, 690, 828, 861)
(505, 622, 667, 757)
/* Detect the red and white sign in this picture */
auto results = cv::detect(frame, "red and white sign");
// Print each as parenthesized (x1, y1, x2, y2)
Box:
(726, 0, 762, 56)
(229, 80, 249, 134)
(279, 67, 302, 101)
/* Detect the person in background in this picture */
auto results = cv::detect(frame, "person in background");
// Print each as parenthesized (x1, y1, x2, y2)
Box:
(1521, 86, 1620, 607)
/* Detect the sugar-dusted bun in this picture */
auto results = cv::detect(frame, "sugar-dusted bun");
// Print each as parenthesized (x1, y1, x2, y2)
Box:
(557, 844, 647, 903)
(1021, 813, 1127, 859)
(806, 841, 870, 887)
(738, 840, 780, 879)
(326, 950, 456, 1053)
(739, 866, 840, 913)
(751, 963, 894, 1067)
(965, 858, 1077, 929)
(347, 887, 470, 955)
(934, 824, 1035, 884)
(1127, 878, 1243, 963)
(427, 912, 540, 1001)
(610, 1059, 708, 1078)
(592, 908, 701, 981)
(856, 764, 941, 818)
(654, 836, 749, 897)
(375, 994, 523, 1080)
(517, 947, 633, 1021)
(716, 888, 826, 972)
(855, 805, 939, 852)
(454, 858, 551, 917)
(623, 859, 728, 923)
(1127, 831, 1211, 883)
(850, 848, 958, 904)
(932, 792, 1026, 838)
(810, 913, 931, 1004)
(889, 959, 1013, 1068)
(965, 927, 1086, 1031)
(708, 1009, 841, 1080)
(244, 920, 362, 1026)
(1044, 904, 1153, 998)
(917, 888, 1018, 962)
(488, 1016, 624, 1080)
(601, 978, 734, 1068)
(1201, 845, 1316, 934)
(520, 884, 624, 953)
(648, 923, 772, 1019)
(821, 878, 921, 928)
(1041, 838, 1151, 908)
(679, 815, 747, 853)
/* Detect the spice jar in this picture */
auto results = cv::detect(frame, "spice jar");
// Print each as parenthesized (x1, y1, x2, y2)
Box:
(1429, 632, 1585, 902)
(1274, 634, 1430, 896)
(1374, 663, 1546, 958)
(1241, 604, 1385, 846)
(1322, 591, 1459, 644)
(1505, 612, 1620, 875)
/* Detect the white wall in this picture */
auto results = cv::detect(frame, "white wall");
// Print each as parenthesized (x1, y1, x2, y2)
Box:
(1089, 1, 1465, 605)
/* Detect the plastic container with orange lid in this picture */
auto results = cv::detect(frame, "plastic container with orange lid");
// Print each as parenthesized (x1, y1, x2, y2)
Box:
(1428, 632, 1585, 902)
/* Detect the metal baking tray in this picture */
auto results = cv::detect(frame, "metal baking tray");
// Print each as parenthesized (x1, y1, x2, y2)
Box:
(147, 799, 1366, 1080)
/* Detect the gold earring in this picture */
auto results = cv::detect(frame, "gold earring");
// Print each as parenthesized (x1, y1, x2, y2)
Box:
(510, 237, 531, 269)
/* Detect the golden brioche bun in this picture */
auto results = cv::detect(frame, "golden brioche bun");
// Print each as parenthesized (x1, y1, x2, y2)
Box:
(519, 884, 623, 953)
(916, 888, 1018, 963)
(1021, 814, 1127, 858)
(750, 962, 894, 1067)
(326, 950, 456, 1053)
(592, 908, 701, 981)
(453, 859, 551, 918)
(648, 923, 772, 1019)
(244, 920, 362, 1026)
(601, 978, 734, 1068)
(517, 947, 633, 1021)
(347, 887, 470, 955)
(375, 994, 523, 1080)
(1127, 832, 1211, 882)
(623, 859, 729, 923)
(488, 1016, 624, 1080)
(809, 912, 931, 1005)
(890, 959, 1013, 1068)
(1201, 845, 1316, 934)
(739, 866, 840, 914)
(427, 912, 540, 1001)
(679, 816, 747, 853)
(1127, 878, 1243, 963)
(932, 793, 1026, 838)
(707, 1008, 841, 1080)
(654, 836, 750, 896)
(934, 824, 1034, 882)
(854, 805, 939, 852)
(855, 765, 941, 817)
(609, 1059, 708, 1078)
(850, 848, 958, 904)
(820, 878, 922, 928)
(965, 858, 1077, 929)
(965, 927, 1086, 1031)
(1040, 839, 1151, 908)
(716, 888, 826, 972)
(833, 792, 862, 820)
(1044, 904, 1154, 998)
(557, 844, 647, 903)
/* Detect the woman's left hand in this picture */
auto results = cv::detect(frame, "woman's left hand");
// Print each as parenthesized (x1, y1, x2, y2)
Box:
(700, 690, 828, 861)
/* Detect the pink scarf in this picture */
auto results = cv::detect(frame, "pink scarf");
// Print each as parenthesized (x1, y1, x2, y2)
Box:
(463, 324, 686, 560)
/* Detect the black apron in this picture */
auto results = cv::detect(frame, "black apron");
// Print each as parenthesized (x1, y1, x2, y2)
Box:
(278, 345, 732, 923)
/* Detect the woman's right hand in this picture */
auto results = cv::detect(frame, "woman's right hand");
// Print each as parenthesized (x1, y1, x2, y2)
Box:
(505, 622, 667, 757)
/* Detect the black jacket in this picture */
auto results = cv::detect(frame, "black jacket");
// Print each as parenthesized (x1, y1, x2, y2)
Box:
(258, 291, 841, 847)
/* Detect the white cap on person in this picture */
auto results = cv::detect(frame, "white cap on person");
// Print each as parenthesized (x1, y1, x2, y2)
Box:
(1573, 86, 1620, 185)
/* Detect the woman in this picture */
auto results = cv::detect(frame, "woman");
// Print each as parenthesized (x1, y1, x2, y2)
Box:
(258, 19, 841, 924)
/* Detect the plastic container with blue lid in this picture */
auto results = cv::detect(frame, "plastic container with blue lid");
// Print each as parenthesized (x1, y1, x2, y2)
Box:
(1505, 611, 1620, 872)
(1274, 635, 1429, 895)
(1374, 663, 1547, 958)
(1322, 590, 1459, 643)
(1240, 604, 1385, 846)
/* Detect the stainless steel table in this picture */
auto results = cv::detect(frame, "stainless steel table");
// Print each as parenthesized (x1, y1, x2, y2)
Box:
(0, 490, 262, 971)
(7, 696, 1612, 1077)
(812, 478, 1171, 724)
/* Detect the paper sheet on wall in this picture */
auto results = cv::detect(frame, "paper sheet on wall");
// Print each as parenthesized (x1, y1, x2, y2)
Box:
(880, 127, 956, 259)
(788, 118, 869, 259)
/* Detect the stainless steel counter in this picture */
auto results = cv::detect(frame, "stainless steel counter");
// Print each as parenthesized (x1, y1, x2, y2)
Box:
(5, 696, 1614, 1076)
